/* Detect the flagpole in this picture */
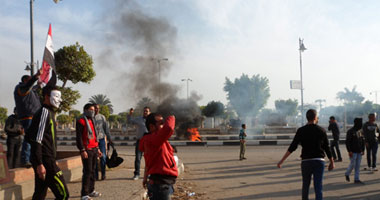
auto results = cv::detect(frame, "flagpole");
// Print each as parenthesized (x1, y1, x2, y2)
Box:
(30, 0, 34, 76)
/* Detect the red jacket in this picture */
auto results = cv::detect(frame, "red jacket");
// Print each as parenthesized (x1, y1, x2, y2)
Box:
(76, 117, 98, 150)
(139, 116, 178, 177)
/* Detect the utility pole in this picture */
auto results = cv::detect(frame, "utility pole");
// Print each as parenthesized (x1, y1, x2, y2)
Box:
(181, 78, 192, 100)
(299, 38, 307, 125)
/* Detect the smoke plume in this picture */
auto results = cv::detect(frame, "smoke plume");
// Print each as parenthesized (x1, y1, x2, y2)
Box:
(99, 0, 202, 135)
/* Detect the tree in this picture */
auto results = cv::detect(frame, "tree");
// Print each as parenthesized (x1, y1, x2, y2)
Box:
(54, 42, 95, 113)
(134, 97, 157, 115)
(118, 112, 128, 125)
(0, 106, 7, 125)
(89, 94, 114, 114)
(57, 114, 72, 127)
(69, 109, 81, 120)
(109, 114, 120, 128)
(57, 87, 81, 113)
(336, 86, 364, 104)
(275, 99, 298, 117)
(99, 105, 110, 120)
(224, 74, 270, 118)
(202, 101, 225, 117)
(55, 42, 95, 88)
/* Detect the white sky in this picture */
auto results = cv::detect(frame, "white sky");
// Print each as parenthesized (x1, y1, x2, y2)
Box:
(1, 0, 380, 114)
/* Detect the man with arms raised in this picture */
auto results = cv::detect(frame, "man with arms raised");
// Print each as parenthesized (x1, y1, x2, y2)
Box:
(140, 113, 177, 200)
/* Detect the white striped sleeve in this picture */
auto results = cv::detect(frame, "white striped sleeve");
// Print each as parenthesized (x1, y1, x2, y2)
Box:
(36, 108, 49, 144)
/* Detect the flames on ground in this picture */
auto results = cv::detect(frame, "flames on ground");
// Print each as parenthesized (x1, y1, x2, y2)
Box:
(187, 128, 202, 142)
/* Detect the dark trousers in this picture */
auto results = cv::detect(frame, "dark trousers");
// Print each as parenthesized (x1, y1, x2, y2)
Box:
(239, 141, 246, 159)
(81, 149, 97, 196)
(366, 142, 378, 168)
(20, 119, 32, 165)
(330, 140, 342, 160)
(147, 183, 174, 200)
(32, 158, 69, 200)
(95, 138, 106, 179)
(134, 139, 143, 176)
(6, 136, 22, 169)
(301, 160, 324, 200)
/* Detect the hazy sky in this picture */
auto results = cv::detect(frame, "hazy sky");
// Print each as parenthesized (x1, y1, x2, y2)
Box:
(1, 0, 380, 114)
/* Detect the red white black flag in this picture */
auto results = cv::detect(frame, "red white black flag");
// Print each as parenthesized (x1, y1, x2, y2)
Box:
(39, 24, 56, 87)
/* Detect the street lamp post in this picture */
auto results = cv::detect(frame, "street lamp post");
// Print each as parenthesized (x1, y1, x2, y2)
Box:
(154, 58, 168, 104)
(29, 0, 60, 76)
(299, 38, 307, 125)
(30, 0, 35, 76)
(181, 78, 192, 100)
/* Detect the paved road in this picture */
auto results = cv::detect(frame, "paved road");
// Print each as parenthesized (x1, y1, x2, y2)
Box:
(45, 145, 380, 200)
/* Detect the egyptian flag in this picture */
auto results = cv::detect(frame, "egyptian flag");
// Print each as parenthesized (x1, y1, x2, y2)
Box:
(39, 24, 56, 87)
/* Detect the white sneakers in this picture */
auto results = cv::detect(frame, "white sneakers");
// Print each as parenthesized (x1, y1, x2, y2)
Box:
(82, 191, 102, 200)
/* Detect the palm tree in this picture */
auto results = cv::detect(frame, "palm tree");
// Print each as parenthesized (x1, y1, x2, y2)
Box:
(336, 86, 364, 104)
(89, 94, 114, 114)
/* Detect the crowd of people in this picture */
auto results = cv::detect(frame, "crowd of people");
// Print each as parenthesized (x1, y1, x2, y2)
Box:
(277, 109, 380, 200)
(4, 70, 380, 200)
(2, 70, 178, 200)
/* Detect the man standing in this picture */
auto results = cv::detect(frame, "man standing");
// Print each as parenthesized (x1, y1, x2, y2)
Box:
(328, 116, 342, 162)
(28, 86, 69, 200)
(4, 108, 24, 169)
(76, 103, 102, 200)
(239, 124, 247, 160)
(345, 118, 365, 184)
(14, 69, 43, 168)
(94, 104, 113, 181)
(363, 113, 380, 171)
(277, 109, 334, 200)
(140, 113, 178, 200)
(128, 107, 150, 180)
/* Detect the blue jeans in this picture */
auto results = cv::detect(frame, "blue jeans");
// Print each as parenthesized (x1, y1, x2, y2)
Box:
(345, 153, 362, 181)
(147, 183, 174, 200)
(134, 140, 143, 176)
(20, 119, 32, 165)
(301, 160, 325, 200)
(95, 138, 106, 179)
(366, 142, 378, 168)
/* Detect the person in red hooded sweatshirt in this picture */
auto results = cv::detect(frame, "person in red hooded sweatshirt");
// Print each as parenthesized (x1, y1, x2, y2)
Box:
(139, 113, 178, 200)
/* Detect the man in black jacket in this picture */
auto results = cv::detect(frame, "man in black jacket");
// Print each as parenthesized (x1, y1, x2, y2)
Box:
(362, 113, 380, 171)
(28, 86, 69, 200)
(4, 108, 24, 169)
(14, 69, 43, 167)
(345, 118, 365, 184)
(329, 116, 342, 162)
(277, 109, 334, 200)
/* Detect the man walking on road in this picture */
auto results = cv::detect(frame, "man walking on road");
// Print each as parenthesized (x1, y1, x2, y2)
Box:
(345, 118, 365, 184)
(140, 113, 178, 200)
(128, 107, 150, 180)
(329, 116, 342, 162)
(277, 109, 334, 200)
(363, 113, 380, 171)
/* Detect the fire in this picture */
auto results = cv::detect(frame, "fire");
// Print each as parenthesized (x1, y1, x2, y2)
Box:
(187, 128, 202, 141)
